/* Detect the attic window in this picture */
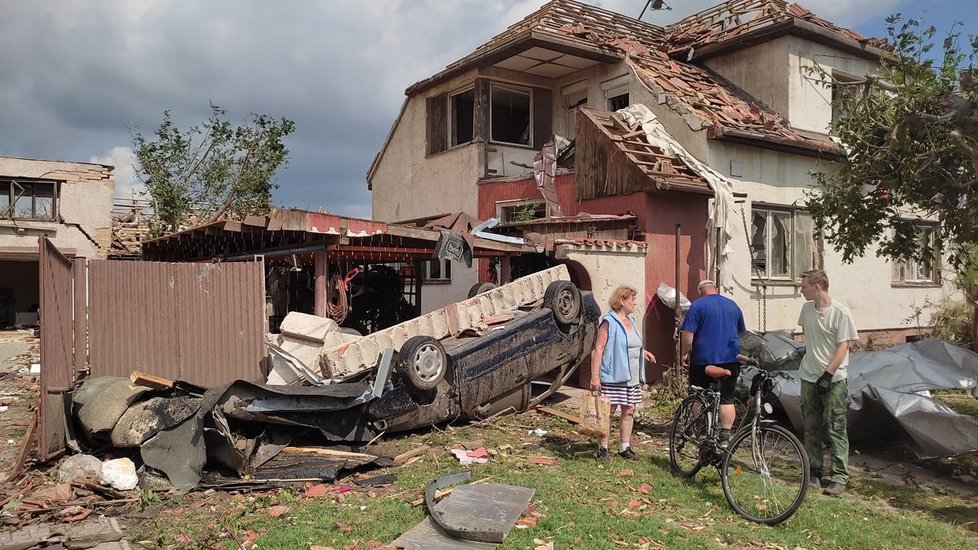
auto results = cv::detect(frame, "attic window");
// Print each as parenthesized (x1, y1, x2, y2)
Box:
(491, 84, 532, 146)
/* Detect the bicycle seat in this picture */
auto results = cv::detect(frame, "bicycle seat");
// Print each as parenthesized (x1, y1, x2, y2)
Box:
(704, 365, 732, 378)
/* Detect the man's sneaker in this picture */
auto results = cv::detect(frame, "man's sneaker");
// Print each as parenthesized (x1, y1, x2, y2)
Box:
(810, 475, 822, 489)
(823, 481, 846, 496)
(718, 431, 731, 450)
(596, 447, 610, 461)
(618, 447, 637, 460)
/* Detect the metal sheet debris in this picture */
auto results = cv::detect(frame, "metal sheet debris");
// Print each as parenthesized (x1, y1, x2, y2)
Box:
(754, 337, 978, 458)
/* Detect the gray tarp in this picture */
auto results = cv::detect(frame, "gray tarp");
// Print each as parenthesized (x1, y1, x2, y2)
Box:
(758, 338, 978, 459)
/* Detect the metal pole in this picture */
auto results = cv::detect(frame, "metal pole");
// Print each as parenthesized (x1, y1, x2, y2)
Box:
(674, 224, 682, 373)
(715, 227, 721, 293)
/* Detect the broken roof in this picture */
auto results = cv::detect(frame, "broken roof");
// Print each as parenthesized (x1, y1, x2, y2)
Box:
(141, 208, 534, 263)
(576, 107, 712, 194)
(404, 0, 876, 156)
(664, 0, 890, 61)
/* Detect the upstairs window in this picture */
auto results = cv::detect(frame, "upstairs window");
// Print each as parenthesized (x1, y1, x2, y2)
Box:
(1, 179, 58, 221)
(450, 88, 475, 147)
(608, 91, 629, 111)
(490, 84, 532, 146)
(750, 206, 818, 281)
(892, 223, 940, 285)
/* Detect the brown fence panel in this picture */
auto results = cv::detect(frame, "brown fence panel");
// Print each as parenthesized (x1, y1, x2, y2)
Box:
(87, 260, 266, 387)
(38, 236, 74, 461)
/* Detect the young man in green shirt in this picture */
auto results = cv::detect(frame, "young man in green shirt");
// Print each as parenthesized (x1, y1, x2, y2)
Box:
(798, 269, 858, 496)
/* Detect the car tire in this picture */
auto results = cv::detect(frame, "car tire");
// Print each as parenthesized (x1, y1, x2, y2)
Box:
(466, 282, 497, 299)
(544, 280, 582, 330)
(396, 336, 448, 391)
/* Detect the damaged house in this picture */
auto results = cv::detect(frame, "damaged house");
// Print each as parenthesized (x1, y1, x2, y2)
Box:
(367, 0, 954, 371)
(0, 155, 114, 327)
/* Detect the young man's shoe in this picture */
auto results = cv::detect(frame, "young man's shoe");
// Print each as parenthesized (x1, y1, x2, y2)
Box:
(809, 471, 822, 489)
(618, 447, 637, 460)
(718, 429, 731, 450)
(596, 447, 610, 461)
(823, 482, 846, 496)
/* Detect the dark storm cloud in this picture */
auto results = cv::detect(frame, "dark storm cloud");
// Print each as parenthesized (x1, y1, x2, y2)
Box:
(0, 0, 915, 217)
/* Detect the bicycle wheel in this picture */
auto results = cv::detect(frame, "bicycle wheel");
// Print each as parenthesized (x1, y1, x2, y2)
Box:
(669, 396, 707, 478)
(721, 424, 809, 525)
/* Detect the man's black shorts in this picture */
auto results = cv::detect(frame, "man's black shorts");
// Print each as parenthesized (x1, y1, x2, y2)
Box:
(689, 362, 741, 404)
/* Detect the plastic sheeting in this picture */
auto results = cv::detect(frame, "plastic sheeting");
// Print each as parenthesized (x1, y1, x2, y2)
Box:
(760, 338, 978, 458)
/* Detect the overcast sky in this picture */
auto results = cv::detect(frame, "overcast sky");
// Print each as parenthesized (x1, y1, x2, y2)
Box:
(0, 0, 968, 219)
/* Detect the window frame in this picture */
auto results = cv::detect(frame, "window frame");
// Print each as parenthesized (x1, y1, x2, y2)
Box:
(1, 179, 59, 222)
(489, 82, 533, 148)
(422, 258, 452, 284)
(606, 88, 629, 111)
(495, 199, 546, 224)
(891, 222, 941, 286)
(750, 204, 820, 283)
(449, 87, 476, 149)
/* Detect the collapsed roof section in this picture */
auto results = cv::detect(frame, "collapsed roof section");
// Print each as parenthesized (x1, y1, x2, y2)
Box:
(404, 0, 873, 158)
(664, 0, 890, 61)
(140, 207, 535, 263)
(575, 107, 711, 198)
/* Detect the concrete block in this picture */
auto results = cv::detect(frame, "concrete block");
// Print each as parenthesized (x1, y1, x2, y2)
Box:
(279, 312, 337, 343)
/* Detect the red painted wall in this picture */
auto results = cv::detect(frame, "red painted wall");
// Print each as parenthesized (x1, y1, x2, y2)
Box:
(478, 174, 710, 382)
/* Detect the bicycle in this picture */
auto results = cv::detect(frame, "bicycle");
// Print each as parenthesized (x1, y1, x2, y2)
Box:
(668, 359, 810, 525)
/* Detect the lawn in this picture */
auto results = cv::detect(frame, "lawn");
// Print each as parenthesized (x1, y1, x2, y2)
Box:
(126, 397, 978, 549)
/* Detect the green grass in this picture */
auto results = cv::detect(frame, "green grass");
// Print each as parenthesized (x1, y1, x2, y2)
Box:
(126, 404, 978, 549)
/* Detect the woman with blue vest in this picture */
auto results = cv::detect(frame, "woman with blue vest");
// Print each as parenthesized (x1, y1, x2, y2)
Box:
(589, 285, 656, 460)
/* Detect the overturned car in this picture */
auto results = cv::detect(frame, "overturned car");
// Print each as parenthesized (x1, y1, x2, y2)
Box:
(67, 269, 599, 489)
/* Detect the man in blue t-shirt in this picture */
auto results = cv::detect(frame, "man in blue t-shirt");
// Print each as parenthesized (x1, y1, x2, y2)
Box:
(679, 280, 746, 447)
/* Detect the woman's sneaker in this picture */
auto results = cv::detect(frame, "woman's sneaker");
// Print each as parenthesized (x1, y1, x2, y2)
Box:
(596, 447, 610, 461)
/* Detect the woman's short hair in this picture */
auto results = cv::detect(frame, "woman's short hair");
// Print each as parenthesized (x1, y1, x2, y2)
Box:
(608, 285, 638, 311)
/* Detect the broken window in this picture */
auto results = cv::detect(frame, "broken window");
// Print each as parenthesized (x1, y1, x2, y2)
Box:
(892, 223, 940, 285)
(450, 88, 475, 147)
(497, 200, 546, 223)
(608, 92, 629, 111)
(490, 84, 532, 146)
(423, 259, 452, 283)
(751, 206, 818, 281)
(1, 179, 58, 221)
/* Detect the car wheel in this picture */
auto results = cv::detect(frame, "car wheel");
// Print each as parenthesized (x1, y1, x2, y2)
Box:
(466, 282, 497, 298)
(544, 280, 582, 329)
(397, 336, 448, 391)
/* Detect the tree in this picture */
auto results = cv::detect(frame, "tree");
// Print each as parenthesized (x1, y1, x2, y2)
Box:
(807, 16, 978, 348)
(133, 103, 295, 235)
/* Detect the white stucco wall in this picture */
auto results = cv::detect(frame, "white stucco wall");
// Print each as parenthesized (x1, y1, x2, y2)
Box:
(0, 156, 114, 259)
(786, 36, 880, 134)
(708, 141, 951, 334)
(704, 37, 791, 121)
(554, 240, 647, 318)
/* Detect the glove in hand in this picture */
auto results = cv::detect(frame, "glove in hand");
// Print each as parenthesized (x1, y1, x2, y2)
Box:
(816, 372, 833, 395)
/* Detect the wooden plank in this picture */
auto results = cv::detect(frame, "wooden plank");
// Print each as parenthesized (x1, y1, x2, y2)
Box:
(393, 445, 429, 465)
(535, 405, 582, 425)
(130, 370, 174, 389)
(280, 447, 377, 460)
(6, 412, 37, 481)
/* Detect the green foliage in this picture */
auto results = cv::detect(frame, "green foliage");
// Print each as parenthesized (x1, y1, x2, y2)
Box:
(133, 103, 295, 235)
(510, 204, 539, 222)
(807, 15, 978, 268)
(929, 296, 975, 347)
